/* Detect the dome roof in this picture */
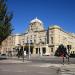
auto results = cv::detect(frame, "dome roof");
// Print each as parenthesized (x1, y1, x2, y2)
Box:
(49, 25, 61, 29)
(30, 17, 42, 24)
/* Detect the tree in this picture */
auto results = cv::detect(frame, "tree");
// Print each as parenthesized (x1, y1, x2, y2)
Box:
(55, 44, 67, 56)
(0, 0, 13, 45)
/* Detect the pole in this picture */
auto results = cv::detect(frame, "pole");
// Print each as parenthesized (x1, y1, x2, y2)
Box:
(28, 40, 30, 59)
(23, 45, 24, 62)
(28, 37, 30, 60)
(18, 46, 20, 59)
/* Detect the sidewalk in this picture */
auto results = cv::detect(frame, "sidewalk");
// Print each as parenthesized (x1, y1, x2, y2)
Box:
(0, 58, 30, 64)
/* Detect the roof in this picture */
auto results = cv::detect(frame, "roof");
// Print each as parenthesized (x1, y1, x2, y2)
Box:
(30, 17, 43, 24)
(49, 25, 61, 30)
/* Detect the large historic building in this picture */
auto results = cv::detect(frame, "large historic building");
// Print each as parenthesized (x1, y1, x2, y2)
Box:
(1, 17, 75, 56)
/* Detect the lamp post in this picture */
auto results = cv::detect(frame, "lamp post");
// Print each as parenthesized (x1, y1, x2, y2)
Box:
(22, 44, 24, 62)
(28, 39, 30, 59)
(28, 33, 31, 60)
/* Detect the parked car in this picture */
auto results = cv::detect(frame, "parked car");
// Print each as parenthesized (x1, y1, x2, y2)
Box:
(43, 53, 50, 56)
(70, 54, 75, 58)
(1, 54, 6, 56)
(0, 54, 7, 60)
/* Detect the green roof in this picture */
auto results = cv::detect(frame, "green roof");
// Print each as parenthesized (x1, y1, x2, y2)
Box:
(49, 25, 61, 29)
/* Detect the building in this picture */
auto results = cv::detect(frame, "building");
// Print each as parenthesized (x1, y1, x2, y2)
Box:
(1, 35, 14, 56)
(1, 17, 75, 56)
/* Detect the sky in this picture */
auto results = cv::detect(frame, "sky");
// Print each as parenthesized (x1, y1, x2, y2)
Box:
(7, 0, 75, 34)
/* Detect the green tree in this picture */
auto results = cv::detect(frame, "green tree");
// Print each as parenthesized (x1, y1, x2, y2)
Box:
(55, 44, 67, 56)
(0, 0, 13, 45)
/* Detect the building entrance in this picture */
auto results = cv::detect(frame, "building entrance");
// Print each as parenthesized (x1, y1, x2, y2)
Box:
(42, 47, 46, 54)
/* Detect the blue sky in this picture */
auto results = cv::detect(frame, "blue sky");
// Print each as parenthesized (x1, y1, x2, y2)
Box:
(7, 0, 75, 33)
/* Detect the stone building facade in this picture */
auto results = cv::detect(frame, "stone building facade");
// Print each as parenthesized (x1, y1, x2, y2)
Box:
(1, 17, 75, 56)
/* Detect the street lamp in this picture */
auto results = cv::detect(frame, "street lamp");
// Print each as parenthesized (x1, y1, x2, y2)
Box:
(28, 39, 31, 60)
(28, 33, 31, 60)
(22, 44, 24, 62)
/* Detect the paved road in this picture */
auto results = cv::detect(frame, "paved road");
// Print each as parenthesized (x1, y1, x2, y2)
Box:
(6, 56, 75, 64)
(0, 63, 59, 75)
(0, 56, 75, 75)
(28, 56, 75, 64)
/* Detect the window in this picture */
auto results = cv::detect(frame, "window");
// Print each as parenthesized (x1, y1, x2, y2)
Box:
(51, 37, 53, 44)
(51, 48, 53, 52)
(30, 40, 32, 44)
(31, 28, 33, 31)
(34, 39, 36, 43)
(36, 48, 38, 54)
(42, 48, 46, 54)
(71, 51, 72, 54)
(23, 41, 24, 44)
(35, 28, 38, 31)
(40, 39, 42, 41)
(73, 51, 74, 54)
(45, 37, 47, 44)
(27, 40, 28, 43)
(30, 35, 32, 39)
(34, 35, 36, 38)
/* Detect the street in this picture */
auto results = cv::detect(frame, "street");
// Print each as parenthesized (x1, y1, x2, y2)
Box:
(27, 56, 75, 64)
(0, 63, 59, 75)
(0, 56, 75, 75)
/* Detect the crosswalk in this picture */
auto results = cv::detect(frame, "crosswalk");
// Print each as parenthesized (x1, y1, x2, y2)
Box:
(30, 64, 75, 75)
(61, 69, 75, 75)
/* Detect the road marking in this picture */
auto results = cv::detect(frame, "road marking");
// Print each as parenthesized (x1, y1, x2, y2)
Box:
(61, 69, 75, 75)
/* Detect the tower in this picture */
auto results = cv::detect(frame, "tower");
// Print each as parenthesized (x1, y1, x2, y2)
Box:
(28, 17, 44, 32)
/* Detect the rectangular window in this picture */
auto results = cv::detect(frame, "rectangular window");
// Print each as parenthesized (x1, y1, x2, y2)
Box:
(51, 37, 53, 44)
(23, 41, 24, 45)
(73, 51, 74, 54)
(51, 48, 53, 52)
(34, 39, 36, 43)
(27, 40, 28, 43)
(36, 48, 38, 54)
(30, 40, 32, 44)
